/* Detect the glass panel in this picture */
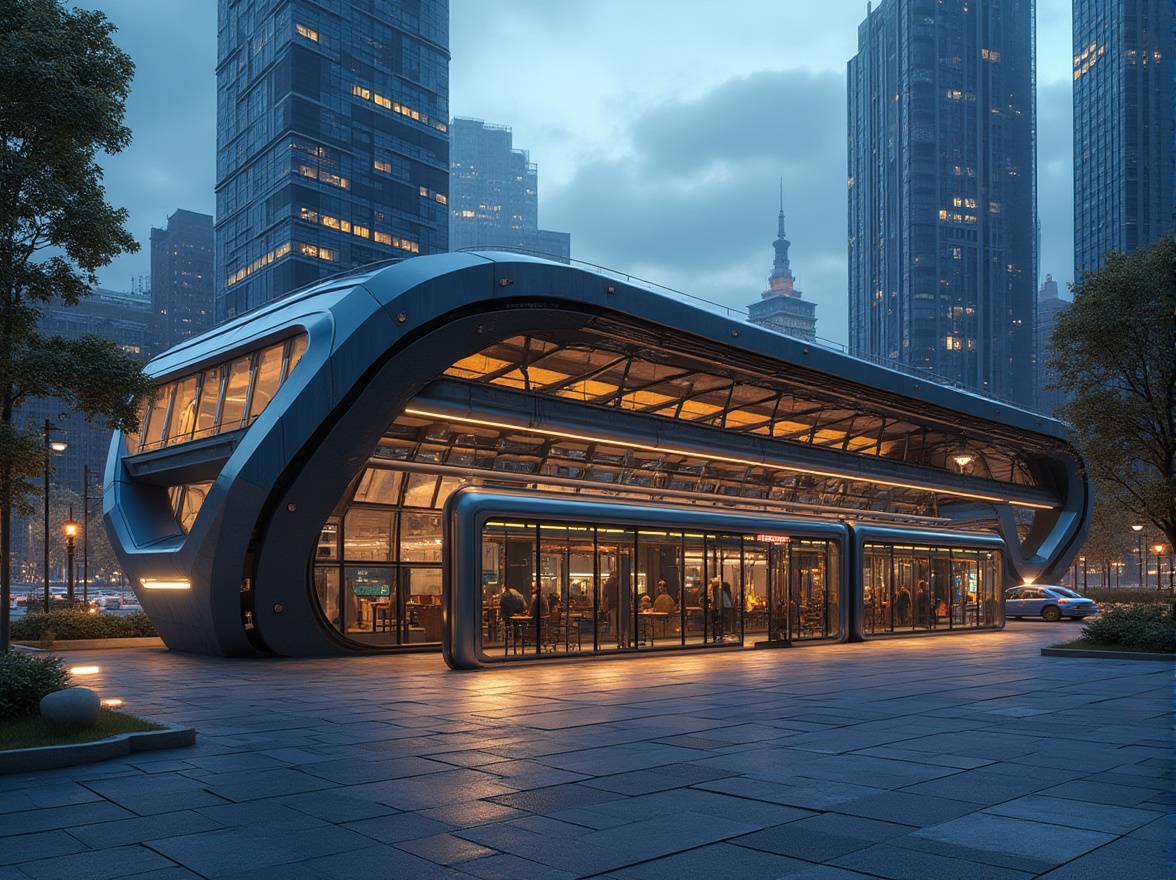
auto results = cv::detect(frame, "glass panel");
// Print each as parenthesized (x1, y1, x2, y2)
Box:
(404, 567, 443, 642)
(194, 367, 224, 439)
(343, 566, 396, 644)
(352, 468, 402, 505)
(636, 531, 683, 646)
(218, 356, 253, 431)
(343, 509, 393, 561)
(400, 511, 441, 562)
(402, 473, 438, 507)
(434, 475, 466, 508)
(142, 384, 174, 450)
(792, 540, 831, 640)
(317, 518, 339, 560)
(743, 546, 769, 641)
(176, 482, 212, 534)
(314, 566, 341, 632)
(166, 375, 199, 444)
(285, 334, 308, 378)
(124, 397, 149, 453)
(248, 342, 284, 421)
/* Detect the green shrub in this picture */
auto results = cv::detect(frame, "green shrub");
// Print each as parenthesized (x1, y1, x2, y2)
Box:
(1084, 588, 1173, 607)
(1081, 604, 1176, 653)
(0, 652, 72, 720)
(11, 610, 157, 641)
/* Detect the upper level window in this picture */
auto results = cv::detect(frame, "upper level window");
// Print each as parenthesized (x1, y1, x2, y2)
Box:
(127, 333, 308, 454)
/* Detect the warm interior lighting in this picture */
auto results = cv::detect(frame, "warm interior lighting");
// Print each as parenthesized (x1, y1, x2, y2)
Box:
(951, 452, 975, 472)
(70, 666, 100, 675)
(403, 406, 1029, 507)
(139, 578, 191, 590)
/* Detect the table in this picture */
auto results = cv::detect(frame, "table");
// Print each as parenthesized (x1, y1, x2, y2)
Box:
(638, 610, 670, 644)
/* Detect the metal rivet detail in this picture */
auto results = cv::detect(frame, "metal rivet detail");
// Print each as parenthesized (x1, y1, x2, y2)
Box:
(287, 502, 296, 512)
(397, 312, 407, 323)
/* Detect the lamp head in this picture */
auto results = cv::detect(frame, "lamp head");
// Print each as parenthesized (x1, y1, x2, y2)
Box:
(63, 520, 79, 539)
(49, 440, 67, 453)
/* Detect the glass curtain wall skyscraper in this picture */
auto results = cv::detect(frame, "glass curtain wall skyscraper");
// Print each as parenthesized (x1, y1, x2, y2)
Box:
(215, 0, 450, 321)
(1073, 0, 1175, 276)
(449, 117, 571, 262)
(847, 0, 1037, 407)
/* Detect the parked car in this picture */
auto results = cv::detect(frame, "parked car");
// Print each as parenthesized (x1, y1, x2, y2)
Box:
(1005, 585, 1099, 621)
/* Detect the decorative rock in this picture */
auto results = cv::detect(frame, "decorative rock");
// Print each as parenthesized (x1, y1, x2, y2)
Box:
(40, 687, 101, 727)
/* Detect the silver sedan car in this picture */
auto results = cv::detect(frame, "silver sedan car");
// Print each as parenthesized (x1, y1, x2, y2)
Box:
(1005, 585, 1100, 621)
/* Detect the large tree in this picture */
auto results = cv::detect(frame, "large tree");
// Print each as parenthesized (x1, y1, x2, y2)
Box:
(0, 0, 153, 651)
(1048, 235, 1176, 555)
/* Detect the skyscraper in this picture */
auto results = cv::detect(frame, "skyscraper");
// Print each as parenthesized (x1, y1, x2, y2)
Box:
(747, 191, 817, 342)
(215, 0, 450, 322)
(1035, 274, 1070, 416)
(847, 0, 1037, 407)
(150, 209, 214, 355)
(449, 118, 571, 262)
(1073, 0, 1175, 276)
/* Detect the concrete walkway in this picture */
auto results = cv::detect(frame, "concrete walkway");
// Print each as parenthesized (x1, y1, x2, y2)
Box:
(0, 624, 1170, 879)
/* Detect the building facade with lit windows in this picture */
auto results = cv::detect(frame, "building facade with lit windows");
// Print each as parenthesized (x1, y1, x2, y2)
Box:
(1073, 0, 1175, 275)
(105, 254, 1090, 665)
(847, 0, 1037, 407)
(214, 0, 449, 323)
(150, 209, 214, 355)
(449, 117, 571, 262)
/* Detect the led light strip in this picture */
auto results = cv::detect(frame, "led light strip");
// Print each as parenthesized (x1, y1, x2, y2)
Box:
(403, 406, 1055, 510)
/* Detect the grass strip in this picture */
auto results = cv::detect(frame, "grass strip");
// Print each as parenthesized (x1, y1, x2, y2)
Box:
(0, 709, 166, 752)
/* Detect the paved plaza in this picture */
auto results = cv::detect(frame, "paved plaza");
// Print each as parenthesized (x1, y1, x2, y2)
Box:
(0, 624, 1171, 879)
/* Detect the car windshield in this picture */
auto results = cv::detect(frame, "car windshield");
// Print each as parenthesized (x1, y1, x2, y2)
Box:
(1046, 586, 1082, 598)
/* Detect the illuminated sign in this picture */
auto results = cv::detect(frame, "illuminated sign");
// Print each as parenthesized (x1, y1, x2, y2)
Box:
(755, 534, 792, 544)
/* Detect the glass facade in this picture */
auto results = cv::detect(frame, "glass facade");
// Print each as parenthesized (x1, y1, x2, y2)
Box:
(847, 0, 1037, 407)
(215, 0, 450, 321)
(1073, 0, 1175, 275)
(477, 519, 840, 658)
(861, 541, 1001, 635)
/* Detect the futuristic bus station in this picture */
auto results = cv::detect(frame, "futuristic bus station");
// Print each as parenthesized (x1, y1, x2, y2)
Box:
(104, 253, 1091, 667)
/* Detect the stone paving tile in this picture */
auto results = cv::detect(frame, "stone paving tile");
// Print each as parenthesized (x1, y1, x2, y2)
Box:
(486, 782, 626, 814)
(579, 762, 734, 795)
(1034, 778, 1170, 808)
(0, 801, 135, 838)
(732, 822, 876, 862)
(342, 767, 516, 811)
(830, 790, 983, 827)
(456, 852, 578, 880)
(571, 786, 815, 828)
(343, 810, 457, 844)
(889, 832, 1058, 875)
(195, 800, 335, 831)
(418, 800, 527, 829)
(784, 812, 922, 842)
(832, 841, 1038, 880)
(983, 794, 1164, 834)
(699, 775, 886, 810)
(66, 809, 224, 849)
(0, 829, 88, 866)
(897, 764, 1076, 805)
(395, 831, 498, 866)
(15, 844, 179, 880)
(1037, 836, 1174, 880)
(119, 868, 206, 879)
(300, 842, 469, 878)
(80, 776, 230, 816)
(605, 840, 811, 879)
(911, 813, 1115, 864)
(274, 788, 399, 823)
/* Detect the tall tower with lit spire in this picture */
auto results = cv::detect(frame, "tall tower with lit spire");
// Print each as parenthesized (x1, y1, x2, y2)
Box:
(748, 186, 817, 342)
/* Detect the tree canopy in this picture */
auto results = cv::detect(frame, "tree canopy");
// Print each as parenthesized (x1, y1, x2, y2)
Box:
(0, 0, 153, 649)
(1048, 235, 1176, 552)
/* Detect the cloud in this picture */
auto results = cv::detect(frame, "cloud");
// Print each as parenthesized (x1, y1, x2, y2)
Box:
(544, 69, 851, 345)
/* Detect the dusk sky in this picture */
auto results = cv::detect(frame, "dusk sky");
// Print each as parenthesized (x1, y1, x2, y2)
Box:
(86, 1, 1076, 348)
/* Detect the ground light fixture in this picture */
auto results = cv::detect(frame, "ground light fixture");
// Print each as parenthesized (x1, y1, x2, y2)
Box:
(139, 579, 192, 590)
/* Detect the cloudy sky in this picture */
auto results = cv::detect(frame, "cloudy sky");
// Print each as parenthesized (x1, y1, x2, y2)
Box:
(87, 1, 1075, 347)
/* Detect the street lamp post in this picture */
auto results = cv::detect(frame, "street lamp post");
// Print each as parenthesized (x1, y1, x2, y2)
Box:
(41, 420, 67, 613)
(1131, 524, 1144, 587)
(1154, 544, 1166, 592)
(63, 514, 79, 605)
